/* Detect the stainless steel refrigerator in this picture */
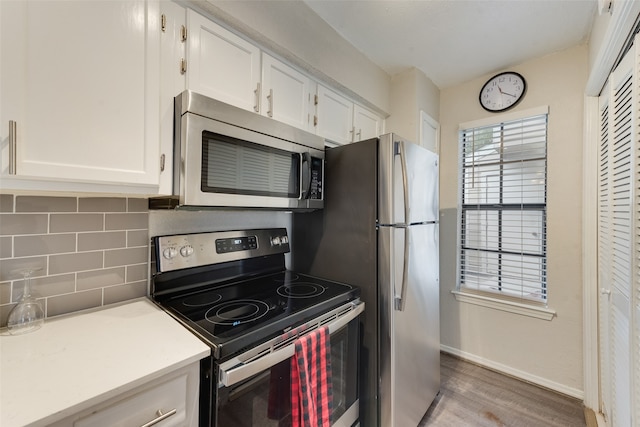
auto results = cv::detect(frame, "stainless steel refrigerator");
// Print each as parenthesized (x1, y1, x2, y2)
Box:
(292, 133, 440, 427)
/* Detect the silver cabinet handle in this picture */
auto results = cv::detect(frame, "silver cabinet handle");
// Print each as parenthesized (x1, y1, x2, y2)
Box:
(394, 140, 410, 311)
(267, 88, 273, 117)
(8, 120, 17, 175)
(356, 128, 362, 141)
(140, 408, 177, 427)
(219, 301, 364, 387)
(254, 82, 261, 113)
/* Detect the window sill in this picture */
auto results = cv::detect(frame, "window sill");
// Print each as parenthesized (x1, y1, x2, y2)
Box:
(451, 290, 556, 321)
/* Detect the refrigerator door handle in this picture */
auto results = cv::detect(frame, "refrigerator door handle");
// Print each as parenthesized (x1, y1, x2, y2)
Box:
(393, 140, 410, 311)
(395, 140, 410, 224)
(394, 225, 410, 311)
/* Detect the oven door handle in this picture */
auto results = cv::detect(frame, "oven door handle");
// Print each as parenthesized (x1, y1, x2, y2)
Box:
(218, 301, 364, 387)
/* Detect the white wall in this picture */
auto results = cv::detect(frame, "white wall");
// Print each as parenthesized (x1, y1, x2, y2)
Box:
(386, 67, 440, 143)
(438, 44, 587, 396)
(193, 0, 391, 114)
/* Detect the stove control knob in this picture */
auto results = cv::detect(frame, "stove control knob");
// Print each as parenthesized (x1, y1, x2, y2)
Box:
(180, 245, 194, 257)
(270, 236, 281, 246)
(162, 247, 178, 259)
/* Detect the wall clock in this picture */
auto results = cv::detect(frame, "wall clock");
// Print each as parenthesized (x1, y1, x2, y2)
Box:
(479, 71, 526, 112)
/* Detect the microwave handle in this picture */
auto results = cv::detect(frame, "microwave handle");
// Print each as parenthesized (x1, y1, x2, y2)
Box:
(300, 152, 312, 200)
(218, 301, 364, 387)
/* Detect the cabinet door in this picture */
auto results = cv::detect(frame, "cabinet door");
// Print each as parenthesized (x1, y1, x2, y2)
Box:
(420, 110, 439, 153)
(261, 53, 311, 130)
(49, 362, 200, 427)
(0, 0, 160, 188)
(316, 85, 353, 145)
(159, 1, 187, 195)
(353, 104, 382, 142)
(187, 10, 260, 112)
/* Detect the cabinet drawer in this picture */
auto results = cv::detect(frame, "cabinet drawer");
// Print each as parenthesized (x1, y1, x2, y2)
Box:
(74, 373, 189, 427)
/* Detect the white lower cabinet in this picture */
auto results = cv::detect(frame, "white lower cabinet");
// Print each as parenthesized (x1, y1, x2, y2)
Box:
(49, 362, 200, 427)
(0, 0, 161, 193)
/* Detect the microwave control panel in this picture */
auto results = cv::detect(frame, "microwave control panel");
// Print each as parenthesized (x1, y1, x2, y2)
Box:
(309, 157, 323, 200)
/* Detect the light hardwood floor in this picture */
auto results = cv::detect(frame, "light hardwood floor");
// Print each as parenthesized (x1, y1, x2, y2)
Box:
(419, 353, 588, 427)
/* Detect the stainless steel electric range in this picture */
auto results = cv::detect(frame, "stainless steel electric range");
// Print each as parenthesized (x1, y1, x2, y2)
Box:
(151, 228, 363, 427)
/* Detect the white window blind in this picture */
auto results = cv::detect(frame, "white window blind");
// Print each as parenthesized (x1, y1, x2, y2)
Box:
(458, 112, 548, 303)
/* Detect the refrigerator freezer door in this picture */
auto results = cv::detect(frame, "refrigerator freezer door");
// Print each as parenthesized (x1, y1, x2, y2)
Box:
(379, 134, 439, 225)
(379, 223, 440, 427)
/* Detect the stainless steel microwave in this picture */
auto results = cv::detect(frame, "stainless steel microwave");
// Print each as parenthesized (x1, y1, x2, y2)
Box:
(154, 90, 324, 210)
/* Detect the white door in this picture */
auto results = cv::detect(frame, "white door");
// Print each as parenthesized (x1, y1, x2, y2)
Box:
(0, 0, 160, 186)
(597, 36, 637, 427)
(186, 10, 261, 112)
(261, 53, 311, 130)
(598, 81, 613, 424)
(420, 110, 440, 153)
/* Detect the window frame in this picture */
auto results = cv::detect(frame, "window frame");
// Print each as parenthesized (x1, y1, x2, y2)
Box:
(454, 106, 556, 320)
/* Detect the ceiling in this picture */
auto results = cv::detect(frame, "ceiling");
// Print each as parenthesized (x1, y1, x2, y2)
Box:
(303, 0, 599, 89)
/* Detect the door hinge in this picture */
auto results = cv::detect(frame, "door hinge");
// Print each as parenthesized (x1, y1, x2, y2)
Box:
(180, 58, 187, 74)
(161, 14, 166, 32)
(181, 25, 187, 42)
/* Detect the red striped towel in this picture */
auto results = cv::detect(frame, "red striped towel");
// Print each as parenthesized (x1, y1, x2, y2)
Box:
(290, 326, 333, 427)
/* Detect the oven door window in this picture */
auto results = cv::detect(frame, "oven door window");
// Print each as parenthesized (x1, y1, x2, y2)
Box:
(202, 131, 301, 198)
(215, 322, 359, 427)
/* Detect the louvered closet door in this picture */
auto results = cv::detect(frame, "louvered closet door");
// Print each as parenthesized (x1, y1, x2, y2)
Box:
(598, 36, 636, 427)
(598, 82, 612, 423)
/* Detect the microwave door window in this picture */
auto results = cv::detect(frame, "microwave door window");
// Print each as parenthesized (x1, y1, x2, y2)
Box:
(202, 132, 300, 198)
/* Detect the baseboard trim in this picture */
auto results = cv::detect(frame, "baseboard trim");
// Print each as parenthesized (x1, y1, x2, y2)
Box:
(594, 412, 607, 427)
(584, 407, 599, 427)
(440, 345, 584, 400)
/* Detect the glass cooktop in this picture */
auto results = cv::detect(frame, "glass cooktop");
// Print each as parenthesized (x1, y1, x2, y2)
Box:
(159, 270, 358, 359)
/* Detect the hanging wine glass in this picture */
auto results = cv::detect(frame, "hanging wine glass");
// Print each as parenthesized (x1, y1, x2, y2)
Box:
(7, 268, 44, 335)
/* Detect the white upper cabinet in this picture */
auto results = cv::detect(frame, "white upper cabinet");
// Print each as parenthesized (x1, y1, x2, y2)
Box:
(184, 10, 383, 146)
(261, 53, 312, 130)
(315, 85, 354, 145)
(315, 84, 383, 145)
(159, 1, 187, 195)
(0, 0, 160, 192)
(354, 103, 382, 142)
(187, 10, 261, 112)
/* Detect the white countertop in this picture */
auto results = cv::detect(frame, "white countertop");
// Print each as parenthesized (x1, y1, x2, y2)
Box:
(0, 298, 210, 427)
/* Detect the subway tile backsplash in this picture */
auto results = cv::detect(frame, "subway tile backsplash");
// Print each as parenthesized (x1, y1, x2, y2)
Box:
(0, 194, 149, 326)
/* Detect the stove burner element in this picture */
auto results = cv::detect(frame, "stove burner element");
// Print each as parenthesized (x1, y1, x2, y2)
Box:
(205, 300, 270, 325)
(277, 283, 326, 298)
(182, 293, 223, 307)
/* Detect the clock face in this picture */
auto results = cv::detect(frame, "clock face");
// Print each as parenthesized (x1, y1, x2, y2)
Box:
(479, 72, 526, 112)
